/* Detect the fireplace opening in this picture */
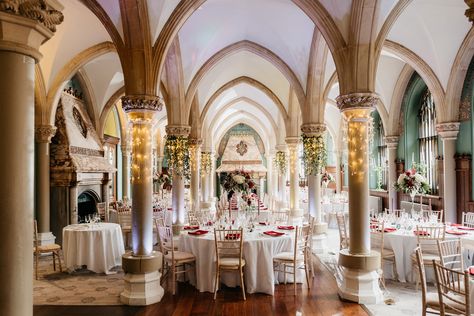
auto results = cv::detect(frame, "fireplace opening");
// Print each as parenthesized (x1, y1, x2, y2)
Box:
(78, 190, 100, 223)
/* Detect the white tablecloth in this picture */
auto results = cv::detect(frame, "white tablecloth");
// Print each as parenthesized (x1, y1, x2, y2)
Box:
(380, 227, 474, 282)
(179, 225, 297, 295)
(63, 223, 125, 274)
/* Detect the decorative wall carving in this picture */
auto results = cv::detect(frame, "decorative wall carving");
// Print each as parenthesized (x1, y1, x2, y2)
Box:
(35, 125, 56, 143)
(121, 95, 163, 113)
(236, 140, 248, 156)
(73, 107, 87, 138)
(384, 135, 399, 149)
(165, 125, 191, 136)
(188, 138, 202, 146)
(436, 122, 460, 139)
(336, 93, 379, 112)
(458, 57, 474, 121)
(0, 0, 64, 32)
(69, 146, 103, 157)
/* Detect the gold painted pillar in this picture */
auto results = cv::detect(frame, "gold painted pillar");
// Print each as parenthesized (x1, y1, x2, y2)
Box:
(437, 122, 460, 224)
(121, 142, 131, 200)
(286, 137, 302, 219)
(335, 93, 382, 304)
(189, 138, 201, 212)
(35, 126, 56, 240)
(385, 136, 399, 211)
(166, 125, 191, 226)
(120, 95, 164, 305)
(0, 4, 63, 316)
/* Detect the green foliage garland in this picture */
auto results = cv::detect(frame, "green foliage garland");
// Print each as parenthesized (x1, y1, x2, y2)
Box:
(165, 135, 190, 178)
(273, 151, 287, 175)
(302, 134, 327, 176)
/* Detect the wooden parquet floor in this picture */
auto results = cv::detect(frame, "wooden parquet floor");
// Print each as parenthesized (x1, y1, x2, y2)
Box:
(34, 257, 367, 316)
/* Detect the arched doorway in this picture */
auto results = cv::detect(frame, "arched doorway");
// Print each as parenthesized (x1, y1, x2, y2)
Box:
(77, 190, 100, 222)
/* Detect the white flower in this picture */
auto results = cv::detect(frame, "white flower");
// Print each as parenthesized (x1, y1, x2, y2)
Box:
(233, 175, 245, 184)
(414, 173, 425, 183)
(397, 174, 405, 185)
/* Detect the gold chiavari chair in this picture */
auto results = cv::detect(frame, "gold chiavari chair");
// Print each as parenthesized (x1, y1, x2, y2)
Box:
(414, 247, 442, 316)
(336, 212, 349, 250)
(462, 211, 474, 228)
(370, 222, 397, 287)
(433, 261, 470, 315)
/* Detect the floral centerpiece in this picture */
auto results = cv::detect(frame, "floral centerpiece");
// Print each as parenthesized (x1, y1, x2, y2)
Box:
(220, 170, 256, 194)
(321, 171, 334, 187)
(153, 172, 171, 187)
(394, 168, 430, 212)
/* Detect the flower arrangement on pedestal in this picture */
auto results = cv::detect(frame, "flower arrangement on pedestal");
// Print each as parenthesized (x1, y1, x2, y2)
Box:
(273, 151, 287, 175)
(153, 172, 171, 187)
(200, 152, 212, 174)
(320, 171, 334, 187)
(220, 170, 256, 194)
(165, 135, 190, 179)
(302, 134, 327, 176)
(394, 168, 430, 212)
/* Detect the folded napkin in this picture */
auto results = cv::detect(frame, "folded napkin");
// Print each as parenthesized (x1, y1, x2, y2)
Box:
(458, 226, 474, 230)
(264, 231, 284, 237)
(259, 222, 269, 226)
(384, 227, 397, 233)
(188, 230, 208, 235)
(277, 225, 295, 230)
(370, 225, 378, 229)
(450, 223, 462, 227)
(446, 230, 467, 235)
(225, 233, 241, 240)
(470, 266, 474, 275)
(183, 225, 199, 230)
(414, 230, 430, 236)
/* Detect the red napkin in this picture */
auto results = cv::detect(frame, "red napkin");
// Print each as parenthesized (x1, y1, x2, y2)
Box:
(446, 230, 468, 235)
(458, 226, 474, 230)
(277, 225, 295, 230)
(264, 231, 284, 237)
(370, 225, 378, 229)
(225, 233, 241, 240)
(183, 225, 199, 230)
(384, 227, 397, 233)
(469, 266, 474, 275)
(450, 223, 462, 227)
(207, 221, 213, 226)
(259, 222, 269, 226)
(414, 230, 430, 236)
(188, 230, 208, 235)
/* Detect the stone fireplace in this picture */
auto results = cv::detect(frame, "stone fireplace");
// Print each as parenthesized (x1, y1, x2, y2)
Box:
(50, 93, 115, 243)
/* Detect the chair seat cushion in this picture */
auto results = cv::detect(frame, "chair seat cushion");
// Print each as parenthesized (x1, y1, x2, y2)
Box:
(164, 251, 195, 262)
(410, 252, 439, 263)
(219, 257, 246, 267)
(35, 244, 61, 252)
(273, 252, 303, 262)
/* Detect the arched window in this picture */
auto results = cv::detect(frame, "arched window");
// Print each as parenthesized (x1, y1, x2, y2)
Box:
(418, 89, 438, 193)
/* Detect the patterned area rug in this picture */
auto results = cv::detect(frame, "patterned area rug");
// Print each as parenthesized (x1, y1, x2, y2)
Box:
(317, 229, 425, 315)
(34, 255, 124, 305)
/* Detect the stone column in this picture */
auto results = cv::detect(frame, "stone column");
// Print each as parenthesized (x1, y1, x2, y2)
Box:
(166, 125, 191, 226)
(101, 175, 111, 222)
(301, 123, 328, 253)
(286, 137, 303, 221)
(121, 142, 131, 200)
(69, 185, 78, 224)
(385, 136, 399, 211)
(259, 177, 265, 198)
(437, 122, 460, 224)
(35, 125, 57, 245)
(265, 153, 274, 198)
(209, 151, 216, 204)
(200, 150, 213, 211)
(335, 93, 382, 304)
(275, 146, 288, 209)
(189, 138, 201, 212)
(120, 95, 164, 305)
(335, 151, 342, 193)
(156, 156, 163, 174)
(0, 6, 63, 316)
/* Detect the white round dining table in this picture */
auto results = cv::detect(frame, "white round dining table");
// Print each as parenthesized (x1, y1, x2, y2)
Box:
(179, 225, 299, 295)
(63, 222, 125, 274)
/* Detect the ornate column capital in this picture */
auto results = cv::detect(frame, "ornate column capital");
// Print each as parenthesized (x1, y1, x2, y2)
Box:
(0, 0, 64, 61)
(301, 123, 326, 136)
(121, 95, 163, 113)
(165, 124, 191, 136)
(275, 144, 287, 152)
(384, 135, 399, 149)
(285, 136, 300, 147)
(436, 122, 460, 140)
(466, 0, 474, 23)
(188, 138, 202, 147)
(336, 92, 379, 113)
(35, 125, 56, 143)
